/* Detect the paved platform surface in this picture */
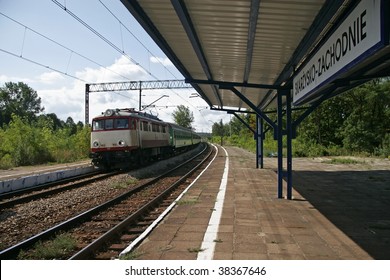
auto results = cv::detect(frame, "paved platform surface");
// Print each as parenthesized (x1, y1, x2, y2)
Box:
(133, 145, 390, 260)
(0, 160, 92, 181)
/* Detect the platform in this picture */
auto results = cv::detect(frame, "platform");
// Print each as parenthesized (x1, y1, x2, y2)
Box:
(0, 160, 93, 194)
(131, 145, 390, 260)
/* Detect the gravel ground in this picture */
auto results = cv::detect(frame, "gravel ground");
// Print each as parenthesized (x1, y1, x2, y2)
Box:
(0, 144, 205, 251)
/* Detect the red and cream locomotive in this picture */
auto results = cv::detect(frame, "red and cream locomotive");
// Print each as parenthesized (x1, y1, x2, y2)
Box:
(90, 108, 200, 169)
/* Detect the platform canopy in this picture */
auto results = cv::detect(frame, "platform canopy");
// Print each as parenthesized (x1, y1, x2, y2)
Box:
(121, 0, 389, 112)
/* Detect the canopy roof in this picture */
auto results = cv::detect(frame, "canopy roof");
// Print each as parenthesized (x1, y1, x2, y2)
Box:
(121, 0, 390, 111)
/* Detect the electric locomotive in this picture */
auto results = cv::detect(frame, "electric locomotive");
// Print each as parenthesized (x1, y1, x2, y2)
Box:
(89, 108, 200, 169)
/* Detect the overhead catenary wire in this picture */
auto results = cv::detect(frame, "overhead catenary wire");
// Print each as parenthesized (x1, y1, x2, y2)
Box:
(0, 47, 87, 83)
(0, 9, 193, 111)
(50, 0, 206, 116)
(97, 0, 180, 80)
(51, 0, 159, 80)
(1, 2, 212, 127)
(0, 11, 134, 82)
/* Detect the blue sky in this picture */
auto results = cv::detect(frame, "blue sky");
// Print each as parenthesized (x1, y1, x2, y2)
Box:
(0, 0, 230, 132)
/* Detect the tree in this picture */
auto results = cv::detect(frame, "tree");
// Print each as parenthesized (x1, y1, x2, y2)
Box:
(0, 114, 52, 166)
(65, 116, 77, 135)
(338, 80, 390, 153)
(212, 119, 229, 145)
(172, 105, 194, 129)
(0, 82, 44, 127)
(230, 114, 247, 135)
(296, 94, 348, 147)
(294, 79, 390, 155)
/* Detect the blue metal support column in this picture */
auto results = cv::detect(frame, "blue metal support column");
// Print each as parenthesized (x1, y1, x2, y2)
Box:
(276, 90, 284, 199)
(286, 90, 293, 200)
(256, 115, 264, 169)
(276, 88, 293, 199)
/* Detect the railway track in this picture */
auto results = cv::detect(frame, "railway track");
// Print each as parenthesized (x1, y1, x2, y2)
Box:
(0, 143, 212, 260)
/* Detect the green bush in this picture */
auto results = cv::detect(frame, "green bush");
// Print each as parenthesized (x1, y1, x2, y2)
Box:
(0, 115, 90, 169)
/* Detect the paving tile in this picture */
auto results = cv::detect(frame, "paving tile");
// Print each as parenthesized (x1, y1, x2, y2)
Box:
(234, 242, 267, 253)
(217, 225, 234, 232)
(233, 252, 269, 260)
(162, 251, 197, 260)
(213, 252, 233, 259)
(133, 146, 389, 260)
(267, 253, 305, 260)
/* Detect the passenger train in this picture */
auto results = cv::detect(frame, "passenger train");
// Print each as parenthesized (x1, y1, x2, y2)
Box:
(90, 108, 201, 169)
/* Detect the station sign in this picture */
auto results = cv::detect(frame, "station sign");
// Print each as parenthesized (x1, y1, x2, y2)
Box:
(293, 0, 387, 105)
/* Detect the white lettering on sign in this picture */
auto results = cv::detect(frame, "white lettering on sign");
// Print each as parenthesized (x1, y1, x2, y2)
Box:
(293, 0, 383, 105)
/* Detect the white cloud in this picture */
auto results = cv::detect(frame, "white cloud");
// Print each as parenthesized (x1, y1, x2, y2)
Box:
(77, 56, 148, 83)
(36, 56, 150, 122)
(150, 56, 173, 67)
(38, 71, 64, 84)
(15, 55, 231, 132)
(0, 74, 35, 85)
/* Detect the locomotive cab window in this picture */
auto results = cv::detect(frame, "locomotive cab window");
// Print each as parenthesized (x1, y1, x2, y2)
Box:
(92, 118, 130, 131)
(93, 120, 105, 131)
(115, 118, 129, 129)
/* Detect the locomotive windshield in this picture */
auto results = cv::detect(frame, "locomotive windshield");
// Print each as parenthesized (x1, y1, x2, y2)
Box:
(92, 118, 130, 131)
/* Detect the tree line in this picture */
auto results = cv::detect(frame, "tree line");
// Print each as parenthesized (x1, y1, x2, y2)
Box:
(0, 82, 90, 169)
(211, 79, 390, 158)
(1, 79, 389, 169)
(0, 82, 196, 169)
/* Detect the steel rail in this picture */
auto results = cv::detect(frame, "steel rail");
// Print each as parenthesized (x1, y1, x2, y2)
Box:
(69, 143, 211, 259)
(0, 143, 208, 260)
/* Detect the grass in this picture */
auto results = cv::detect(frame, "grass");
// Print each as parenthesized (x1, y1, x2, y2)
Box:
(322, 158, 364, 164)
(176, 197, 198, 205)
(112, 177, 139, 189)
(187, 247, 205, 253)
(119, 250, 144, 260)
(18, 233, 77, 260)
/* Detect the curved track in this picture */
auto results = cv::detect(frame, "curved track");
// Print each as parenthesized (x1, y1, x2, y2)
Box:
(0, 143, 211, 260)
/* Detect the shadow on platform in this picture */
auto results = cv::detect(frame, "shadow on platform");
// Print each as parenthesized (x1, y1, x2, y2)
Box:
(293, 169, 390, 260)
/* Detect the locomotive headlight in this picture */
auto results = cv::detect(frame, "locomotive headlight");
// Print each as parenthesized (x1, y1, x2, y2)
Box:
(118, 140, 126, 146)
(93, 140, 100, 148)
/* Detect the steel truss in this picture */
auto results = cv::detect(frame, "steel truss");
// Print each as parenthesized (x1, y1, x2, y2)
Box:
(188, 78, 300, 200)
(85, 80, 192, 125)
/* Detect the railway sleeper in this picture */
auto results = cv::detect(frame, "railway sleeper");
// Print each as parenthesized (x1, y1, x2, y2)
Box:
(120, 234, 138, 242)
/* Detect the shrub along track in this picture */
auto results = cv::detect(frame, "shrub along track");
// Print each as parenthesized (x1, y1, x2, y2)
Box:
(0, 143, 212, 259)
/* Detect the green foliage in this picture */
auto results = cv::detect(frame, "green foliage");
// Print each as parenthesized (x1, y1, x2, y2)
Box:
(18, 233, 77, 260)
(337, 80, 390, 153)
(0, 114, 91, 169)
(0, 115, 50, 166)
(172, 105, 194, 129)
(374, 133, 390, 158)
(322, 158, 363, 164)
(0, 82, 91, 169)
(296, 79, 390, 155)
(0, 81, 44, 127)
(211, 119, 230, 145)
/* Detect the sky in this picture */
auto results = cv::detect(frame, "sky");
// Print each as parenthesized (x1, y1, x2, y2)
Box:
(0, 0, 231, 133)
